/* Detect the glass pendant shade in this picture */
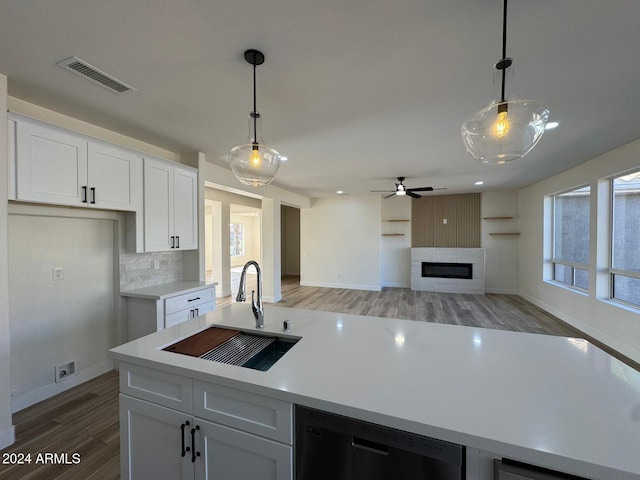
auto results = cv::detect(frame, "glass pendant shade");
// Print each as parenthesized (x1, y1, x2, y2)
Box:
(461, 98, 549, 164)
(229, 113, 281, 187)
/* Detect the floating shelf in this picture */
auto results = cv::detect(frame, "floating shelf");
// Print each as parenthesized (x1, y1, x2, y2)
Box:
(385, 219, 410, 222)
(489, 232, 521, 236)
(382, 233, 405, 236)
(483, 216, 513, 220)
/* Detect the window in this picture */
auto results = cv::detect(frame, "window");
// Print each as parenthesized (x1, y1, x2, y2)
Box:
(611, 170, 640, 307)
(552, 186, 591, 290)
(230, 223, 244, 257)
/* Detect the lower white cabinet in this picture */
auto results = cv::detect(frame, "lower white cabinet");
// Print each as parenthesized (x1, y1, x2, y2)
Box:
(119, 364, 293, 480)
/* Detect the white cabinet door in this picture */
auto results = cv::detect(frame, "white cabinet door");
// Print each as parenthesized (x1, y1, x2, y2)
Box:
(144, 158, 174, 252)
(173, 166, 198, 250)
(15, 119, 88, 206)
(120, 395, 193, 480)
(88, 142, 142, 211)
(195, 419, 293, 480)
(143, 157, 198, 252)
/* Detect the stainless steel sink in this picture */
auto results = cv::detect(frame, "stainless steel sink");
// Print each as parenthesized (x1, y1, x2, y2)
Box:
(164, 327, 299, 371)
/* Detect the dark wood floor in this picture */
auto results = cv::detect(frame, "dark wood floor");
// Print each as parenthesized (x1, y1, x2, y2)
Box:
(0, 370, 119, 480)
(2, 278, 636, 479)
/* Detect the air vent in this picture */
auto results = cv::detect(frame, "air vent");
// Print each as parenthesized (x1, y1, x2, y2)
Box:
(56, 56, 136, 94)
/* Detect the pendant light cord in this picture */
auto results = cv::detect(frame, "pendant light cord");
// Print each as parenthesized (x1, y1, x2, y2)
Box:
(252, 54, 258, 146)
(500, 0, 508, 102)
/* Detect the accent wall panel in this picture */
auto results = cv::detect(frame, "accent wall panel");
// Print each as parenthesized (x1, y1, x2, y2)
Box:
(411, 193, 480, 248)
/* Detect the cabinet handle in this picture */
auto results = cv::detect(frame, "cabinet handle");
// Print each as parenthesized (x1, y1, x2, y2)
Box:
(90, 187, 96, 204)
(176, 236, 180, 249)
(171, 236, 175, 249)
(181, 421, 191, 457)
(191, 425, 201, 463)
(81, 186, 88, 203)
(195, 308, 199, 316)
(187, 297, 201, 302)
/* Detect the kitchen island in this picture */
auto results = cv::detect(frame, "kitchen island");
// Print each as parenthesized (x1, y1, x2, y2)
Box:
(110, 303, 640, 480)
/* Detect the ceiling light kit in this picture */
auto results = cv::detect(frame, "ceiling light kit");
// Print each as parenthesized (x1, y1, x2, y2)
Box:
(461, 0, 549, 164)
(229, 49, 282, 187)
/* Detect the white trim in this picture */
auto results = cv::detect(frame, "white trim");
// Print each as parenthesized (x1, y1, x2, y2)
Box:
(11, 360, 113, 413)
(299, 280, 381, 292)
(518, 291, 640, 365)
(382, 282, 411, 289)
(0, 425, 15, 450)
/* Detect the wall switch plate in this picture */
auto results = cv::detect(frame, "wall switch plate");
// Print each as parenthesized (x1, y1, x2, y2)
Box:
(442, 218, 448, 224)
(153, 260, 160, 270)
(52, 267, 64, 281)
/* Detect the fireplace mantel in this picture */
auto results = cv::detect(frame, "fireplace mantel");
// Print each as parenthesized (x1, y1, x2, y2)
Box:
(411, 248, 486, 295)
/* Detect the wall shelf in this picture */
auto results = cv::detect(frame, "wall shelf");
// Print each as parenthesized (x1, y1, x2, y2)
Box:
(382, 233, 405, 236)
(385, 219, 410, 222)
(489, 232, 521, 236)
(483, 216, 513, 220)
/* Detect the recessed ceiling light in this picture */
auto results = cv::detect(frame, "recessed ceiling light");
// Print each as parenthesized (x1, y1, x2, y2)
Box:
(545, 121, 559, 130)
(336, 190, 344, 195)
(280, 156, 288, 161)
(475, 181, 484, 186)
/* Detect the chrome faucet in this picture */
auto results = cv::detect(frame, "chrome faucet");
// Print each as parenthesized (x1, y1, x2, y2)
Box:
(235, 260, 264, 329)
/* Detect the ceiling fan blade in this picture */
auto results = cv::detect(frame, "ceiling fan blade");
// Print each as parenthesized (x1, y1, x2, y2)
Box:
(384, 193, 396, 199)
(432, 187, 447, 191)
(407, 191, 421, 199)
(407, 187, 434, 192)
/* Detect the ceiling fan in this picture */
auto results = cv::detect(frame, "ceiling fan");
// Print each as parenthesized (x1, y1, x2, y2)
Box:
(370, 177, 446, 199)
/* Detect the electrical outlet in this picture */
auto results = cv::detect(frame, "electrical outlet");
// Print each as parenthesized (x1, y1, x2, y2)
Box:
(55, 361, 76, 383)
(153, 260, 160, 270)
(52, 267, 64, 281)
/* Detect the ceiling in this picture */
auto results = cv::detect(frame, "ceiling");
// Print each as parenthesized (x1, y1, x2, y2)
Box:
(1, 0, 639, 199)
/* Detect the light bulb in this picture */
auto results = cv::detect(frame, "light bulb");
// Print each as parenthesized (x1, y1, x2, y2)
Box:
(493, 110, 510, 138)
(250, 147, 262, 168)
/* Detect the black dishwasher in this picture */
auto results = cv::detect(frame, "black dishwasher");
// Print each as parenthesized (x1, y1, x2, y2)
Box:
(295, 405, 465, 480)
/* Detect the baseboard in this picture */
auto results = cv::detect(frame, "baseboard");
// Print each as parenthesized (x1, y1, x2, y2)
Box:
(518, 291, 640, 366)
(0, 424, 15, 450)
(11, 359, 114, 413)
(299, 281, 381, 292)
(382, 282, 411, 289)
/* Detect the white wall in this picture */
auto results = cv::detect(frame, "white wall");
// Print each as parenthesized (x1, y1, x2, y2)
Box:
(301, 195, 381, 291)
(481, 191, 519, 294)
(0, 73, 15, 448)
(518, 138, 640, 364)
(8, 208, 118, 411)
(381, 196, 411, 288)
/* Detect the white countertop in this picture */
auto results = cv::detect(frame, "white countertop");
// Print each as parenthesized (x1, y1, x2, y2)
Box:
(109, 304, 640, 479)
(120, 281, 217, 300)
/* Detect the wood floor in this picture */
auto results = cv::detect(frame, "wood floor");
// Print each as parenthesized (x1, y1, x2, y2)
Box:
(2, 279, 636, 479)
(0, 370, 119, 480)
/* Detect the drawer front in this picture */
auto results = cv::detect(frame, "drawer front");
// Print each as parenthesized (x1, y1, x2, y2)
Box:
(120, 363, 193, 413)
(165, 287, 215, 315)
(194, 380, 292, 444)
(165, 301, 216, 328)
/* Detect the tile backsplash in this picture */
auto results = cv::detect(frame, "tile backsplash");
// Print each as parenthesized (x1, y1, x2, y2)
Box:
(120, 251, 182, 291)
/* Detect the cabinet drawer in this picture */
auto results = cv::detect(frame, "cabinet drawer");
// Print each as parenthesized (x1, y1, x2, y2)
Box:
(194, 381, 292, 444)
(120, 363, 193, 413)
(165, 301, 215, 328)
(165, 287, 215, 315)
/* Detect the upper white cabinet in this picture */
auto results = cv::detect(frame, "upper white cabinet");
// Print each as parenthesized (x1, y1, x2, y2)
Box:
(144, 157, 198, 252)
(14, 117, 141, 211)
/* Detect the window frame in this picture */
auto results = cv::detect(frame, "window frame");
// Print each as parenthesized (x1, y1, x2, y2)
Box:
(609, 169, 640, 308)
(230, 223, 245, 258)
(550, 185, 591, 292)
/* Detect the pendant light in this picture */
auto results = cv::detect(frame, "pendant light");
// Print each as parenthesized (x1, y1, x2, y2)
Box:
(461, 0, 549, 164)
(229, 49, 282, 186)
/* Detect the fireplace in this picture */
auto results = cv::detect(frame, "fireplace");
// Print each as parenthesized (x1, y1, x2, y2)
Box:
(411, 248, 485, 294)
(422, 262, 473, 280)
